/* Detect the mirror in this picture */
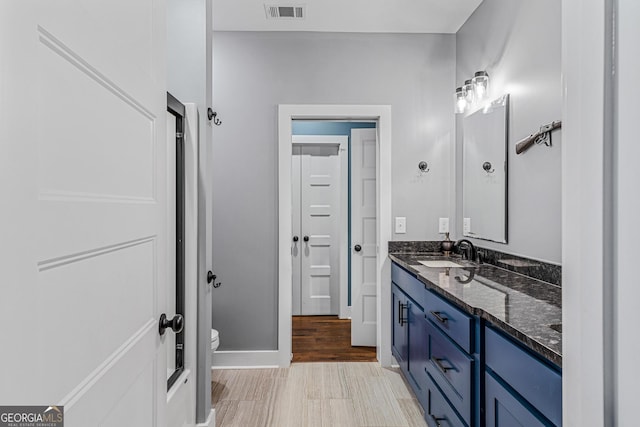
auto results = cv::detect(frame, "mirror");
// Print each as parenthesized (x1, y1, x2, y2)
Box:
(462, 94, 509, 243)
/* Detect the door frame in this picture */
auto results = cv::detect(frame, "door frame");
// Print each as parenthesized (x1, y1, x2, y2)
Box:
(278, 104, 392, 367)
(166, 93, 186, 390)
(292, 135, 348, 317)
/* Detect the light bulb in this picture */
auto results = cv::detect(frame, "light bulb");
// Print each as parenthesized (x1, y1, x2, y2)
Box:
(464, 79, 475, 105)
(455, 87, 467, 114)
(472, 71, 489, 102)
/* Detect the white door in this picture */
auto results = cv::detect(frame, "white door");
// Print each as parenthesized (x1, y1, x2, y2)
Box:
(292, 137, 344, 315)
(0, 2, 168, 426)
(351, 128, 378, 347)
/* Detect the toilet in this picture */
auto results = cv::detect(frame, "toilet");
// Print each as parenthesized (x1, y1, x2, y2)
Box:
(211, 329, 220, 353)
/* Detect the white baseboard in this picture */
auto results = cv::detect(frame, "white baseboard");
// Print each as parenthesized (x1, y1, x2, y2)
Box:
(196, 409, 215, 427)
(211, 350, 280, 368)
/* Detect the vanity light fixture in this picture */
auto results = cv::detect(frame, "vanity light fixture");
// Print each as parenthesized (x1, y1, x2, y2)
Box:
(464, 79, 475, 105)
(472, 71, 489, 102)
(455, 71, 490, 114)
(455, 87, 467, 114)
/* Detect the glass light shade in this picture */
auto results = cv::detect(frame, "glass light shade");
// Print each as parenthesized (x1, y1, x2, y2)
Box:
(464, 79, 475, 105)
(455, 87, 467, 114)
(472, 71, 489, 102)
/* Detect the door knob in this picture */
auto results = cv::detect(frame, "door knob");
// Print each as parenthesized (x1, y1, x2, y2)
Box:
(354, 244, 362, 252)
(207, 271, 216, 284)
(159, 313, 184, 336)
(293, 236, 299, 242)
(303, 236, 309, 242)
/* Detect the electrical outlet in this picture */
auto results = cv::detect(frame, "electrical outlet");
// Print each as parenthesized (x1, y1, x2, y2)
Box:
(438, 218, 449, 233)
(395, 217, 406, 234)
(463, 217, 471, 234)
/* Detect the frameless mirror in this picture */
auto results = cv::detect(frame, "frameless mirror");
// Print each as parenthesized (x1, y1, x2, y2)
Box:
(462, 94, 509, 243)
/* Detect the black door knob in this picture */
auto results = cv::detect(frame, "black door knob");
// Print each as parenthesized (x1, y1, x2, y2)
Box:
(159, 313, 184, 336)
(354, 244, 362, 252)
(303, 236, 309, 242)
(207, 271, 216, 284)
(293, 236, 299, 242)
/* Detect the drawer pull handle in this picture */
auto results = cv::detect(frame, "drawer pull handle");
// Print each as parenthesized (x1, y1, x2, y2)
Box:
(433, 357, 454, 374)
(430, 414, 446, 427)
(398, 301, 408, 326)
(430, 311, 448, 324)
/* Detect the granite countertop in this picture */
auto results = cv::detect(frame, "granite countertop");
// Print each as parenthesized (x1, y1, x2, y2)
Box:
(389, 253, 562, 367)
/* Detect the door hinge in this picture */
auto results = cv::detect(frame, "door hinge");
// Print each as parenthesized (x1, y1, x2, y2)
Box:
(176, 132, 184, 138)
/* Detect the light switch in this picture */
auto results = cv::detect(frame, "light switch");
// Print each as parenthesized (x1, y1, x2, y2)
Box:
(395, 217, 407, 234)
(439, 218, 450, 233)
(463, 217, 471, 234)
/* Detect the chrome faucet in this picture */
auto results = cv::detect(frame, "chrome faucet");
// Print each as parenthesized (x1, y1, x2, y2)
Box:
(454, 239, 477, 261)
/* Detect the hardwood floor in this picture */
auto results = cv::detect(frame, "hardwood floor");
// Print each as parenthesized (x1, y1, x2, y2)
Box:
(292, 315, 377, 362)
(211, 362, 428, 427)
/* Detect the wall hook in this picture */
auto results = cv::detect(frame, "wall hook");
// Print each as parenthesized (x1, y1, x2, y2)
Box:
(418, 161, 430, 173)
(482, 161, 495, 174)
(207, 108, 222, 126)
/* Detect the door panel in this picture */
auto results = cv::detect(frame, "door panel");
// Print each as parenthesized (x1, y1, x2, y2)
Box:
(300, 145, 341, 315)
(0, 2, 167, 425)
(351, 128, 378, 346)
(292, 139, 343, 316)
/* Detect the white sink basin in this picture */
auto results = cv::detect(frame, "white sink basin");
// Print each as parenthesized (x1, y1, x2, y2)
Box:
(418, 260, 463, 268)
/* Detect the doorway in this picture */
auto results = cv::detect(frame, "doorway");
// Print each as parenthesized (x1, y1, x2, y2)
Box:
(277, 104, 393, 368)
(290, 125, 378, 362)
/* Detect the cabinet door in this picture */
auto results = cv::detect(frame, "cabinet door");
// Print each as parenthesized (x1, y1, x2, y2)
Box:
(392, 285, 408, 369)
(407, 299, 427, 405)
(485, 373, 552, 427)
(407, 300, 427, 380)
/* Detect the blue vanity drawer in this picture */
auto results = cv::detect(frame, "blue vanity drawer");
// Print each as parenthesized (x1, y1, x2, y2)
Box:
(424, 290, 474, 353)
(425, 320, 474, 426)
(485, 326, 562, 426)
(392, 264, 425, 307)
(424, 373, 466, 427)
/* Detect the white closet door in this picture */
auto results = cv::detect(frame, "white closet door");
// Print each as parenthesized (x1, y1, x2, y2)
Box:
(351, 128, 378, 347)
(300, 144, 341, 315)
(292, 136, 345, 316)
(0, 2, 167, 425)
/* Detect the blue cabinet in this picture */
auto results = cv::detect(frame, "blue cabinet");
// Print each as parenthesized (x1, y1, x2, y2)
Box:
(391, 281, 428, 406)
(485, 373, 549, 427)
(425, 320, 474, 426)
(391, 265, 429, 406)
(407, 298, 428, 405)
(485, 326, 562, 426)
(424, 373, 466, 427)
(392, 284, 408, 370)
(390, 262, 562, 427)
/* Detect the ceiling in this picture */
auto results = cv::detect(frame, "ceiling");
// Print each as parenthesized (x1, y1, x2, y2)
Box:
(213, 0, 483, 34)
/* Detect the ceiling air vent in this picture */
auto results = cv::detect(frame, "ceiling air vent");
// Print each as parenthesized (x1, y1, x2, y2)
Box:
(265, 5, 305, 20)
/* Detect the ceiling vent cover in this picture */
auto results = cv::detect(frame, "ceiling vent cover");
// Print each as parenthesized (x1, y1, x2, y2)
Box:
(265, 5, 305, 20)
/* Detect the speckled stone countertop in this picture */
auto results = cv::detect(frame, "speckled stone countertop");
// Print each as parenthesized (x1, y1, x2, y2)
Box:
(389, 253, 562, 367)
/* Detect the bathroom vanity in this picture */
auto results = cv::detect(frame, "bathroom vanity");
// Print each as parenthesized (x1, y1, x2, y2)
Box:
(389, 253, 562, 427)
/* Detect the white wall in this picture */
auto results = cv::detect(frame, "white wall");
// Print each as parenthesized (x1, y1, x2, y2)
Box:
(614, 0, 640, 423)
(212, 31, 456, 350)
(456, 0, 562, 264)
(562, 0, 608, 425)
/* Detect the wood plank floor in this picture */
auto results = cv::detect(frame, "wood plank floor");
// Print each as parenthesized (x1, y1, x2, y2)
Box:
(292, 315, 377, 362)
(211, 362, 428, 427)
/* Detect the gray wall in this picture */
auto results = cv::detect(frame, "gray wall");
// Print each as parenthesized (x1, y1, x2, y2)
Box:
(212, 32, 456, 350)
(455, 0, 562, 264)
